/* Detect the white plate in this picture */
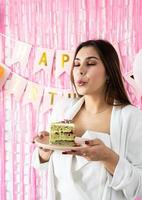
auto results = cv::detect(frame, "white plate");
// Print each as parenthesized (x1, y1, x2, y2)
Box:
(34, 136, 88, 151)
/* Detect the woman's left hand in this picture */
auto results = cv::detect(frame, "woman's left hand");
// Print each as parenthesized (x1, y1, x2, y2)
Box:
(62, 138, 119, 175)
(62, 139, 109, 161)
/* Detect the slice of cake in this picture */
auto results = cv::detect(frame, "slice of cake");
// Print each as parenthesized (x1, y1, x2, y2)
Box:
(49, 121, 75, 146)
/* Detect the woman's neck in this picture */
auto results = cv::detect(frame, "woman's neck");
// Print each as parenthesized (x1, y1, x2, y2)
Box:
(84, 95, 110, 115)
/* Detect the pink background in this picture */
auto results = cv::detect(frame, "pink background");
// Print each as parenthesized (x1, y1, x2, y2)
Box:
(0, 0, 142, 199)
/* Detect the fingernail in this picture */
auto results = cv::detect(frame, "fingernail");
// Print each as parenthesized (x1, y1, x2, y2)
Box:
(85, 141, 90, 145)
(62, 152, 68, 154)
(71, 150, 76, 152)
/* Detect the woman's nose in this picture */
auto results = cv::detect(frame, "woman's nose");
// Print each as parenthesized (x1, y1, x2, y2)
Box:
(79, 65, 86, 75)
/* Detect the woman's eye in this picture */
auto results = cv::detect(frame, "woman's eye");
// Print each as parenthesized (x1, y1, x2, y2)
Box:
(87, 62, 96, 66)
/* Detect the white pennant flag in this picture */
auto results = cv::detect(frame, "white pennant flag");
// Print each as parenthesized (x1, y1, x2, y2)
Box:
(55, 50, 74, 77)
(41, 88, 59, 113)
(6, 40, 32, 68)
(33, 48, 54, 74)
(6, 73, 27, 101)
(22, 81, 44, 108)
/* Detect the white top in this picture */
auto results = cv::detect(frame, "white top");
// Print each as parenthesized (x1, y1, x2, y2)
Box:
(52, 131, 110, 200)
(32, 97, 142, 200)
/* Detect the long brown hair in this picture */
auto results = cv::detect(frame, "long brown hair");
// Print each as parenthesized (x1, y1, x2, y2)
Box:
(70, 39, 131, 106)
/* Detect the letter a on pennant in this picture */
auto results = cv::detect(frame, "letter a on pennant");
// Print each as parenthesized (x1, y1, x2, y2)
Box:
(33, 48, 54, 74)
(39, 52, 47, 66)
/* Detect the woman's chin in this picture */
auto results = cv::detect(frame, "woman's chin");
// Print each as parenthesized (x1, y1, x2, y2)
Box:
(77, 89, 88, 96)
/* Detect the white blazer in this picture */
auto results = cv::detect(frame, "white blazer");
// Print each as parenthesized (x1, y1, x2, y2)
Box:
(32, 97, 142, 200)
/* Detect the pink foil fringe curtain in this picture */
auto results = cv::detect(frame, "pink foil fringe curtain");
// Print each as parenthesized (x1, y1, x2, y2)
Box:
(0, 0, 142, 199)
(0, 1, 6, 200)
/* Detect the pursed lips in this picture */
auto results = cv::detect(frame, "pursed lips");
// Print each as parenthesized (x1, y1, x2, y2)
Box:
(76, 80, 88, 86)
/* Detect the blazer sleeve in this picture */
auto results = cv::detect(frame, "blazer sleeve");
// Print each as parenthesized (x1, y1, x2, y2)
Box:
(108, 108, 142, 199)
(31, 147, 49, 170)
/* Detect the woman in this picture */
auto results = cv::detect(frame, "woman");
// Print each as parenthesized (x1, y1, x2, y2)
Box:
(32, 39, 142, 200)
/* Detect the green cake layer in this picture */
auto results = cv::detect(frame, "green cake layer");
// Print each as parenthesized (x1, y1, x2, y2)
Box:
(49, 122, 75, 146)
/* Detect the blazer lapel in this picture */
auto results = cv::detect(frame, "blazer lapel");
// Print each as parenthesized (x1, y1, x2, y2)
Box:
(64, 97, 85, 120)
(110, 106, 122, 154)
(64, 97, 90, 170)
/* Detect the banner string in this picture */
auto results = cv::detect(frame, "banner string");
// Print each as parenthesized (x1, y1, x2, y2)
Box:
(1, 32, 142, 48)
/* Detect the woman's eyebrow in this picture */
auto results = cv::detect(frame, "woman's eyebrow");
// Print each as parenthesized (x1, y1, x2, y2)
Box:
(74, 56, 100, 60)
(86, 56, 99, 60)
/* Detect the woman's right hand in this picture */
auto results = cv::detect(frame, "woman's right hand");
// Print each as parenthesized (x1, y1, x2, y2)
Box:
(33, 131, 53, 163)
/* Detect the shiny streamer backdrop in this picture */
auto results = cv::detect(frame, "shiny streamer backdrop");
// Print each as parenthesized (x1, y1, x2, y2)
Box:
(0, 0, 142, 200)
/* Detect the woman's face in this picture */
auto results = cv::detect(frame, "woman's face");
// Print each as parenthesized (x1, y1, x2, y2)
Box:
(73, 46, 107, 96)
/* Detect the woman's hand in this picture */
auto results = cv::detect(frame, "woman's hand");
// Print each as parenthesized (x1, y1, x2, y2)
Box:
(62, 138, 119, 175)
(33, 131, 53, 163)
